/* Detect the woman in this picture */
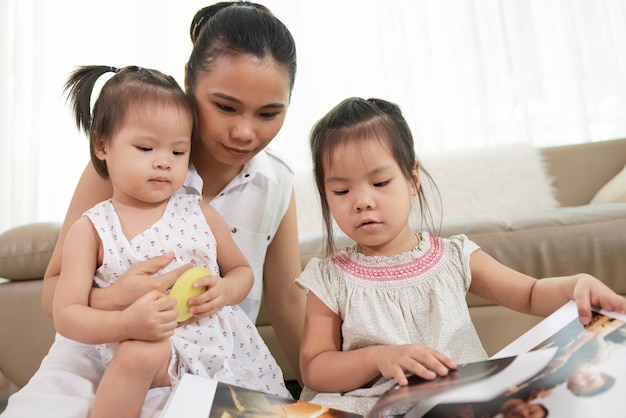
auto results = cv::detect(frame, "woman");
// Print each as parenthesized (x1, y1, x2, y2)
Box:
(5, 3, 303, 417)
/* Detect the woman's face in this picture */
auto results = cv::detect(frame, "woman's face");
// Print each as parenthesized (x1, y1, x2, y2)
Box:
(189, 53, 291, 167)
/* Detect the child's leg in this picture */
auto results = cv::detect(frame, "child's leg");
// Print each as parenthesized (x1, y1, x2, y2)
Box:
(91, 339, 172, 418)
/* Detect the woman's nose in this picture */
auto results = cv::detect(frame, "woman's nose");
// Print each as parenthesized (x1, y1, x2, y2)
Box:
(231, 116, 255, 143)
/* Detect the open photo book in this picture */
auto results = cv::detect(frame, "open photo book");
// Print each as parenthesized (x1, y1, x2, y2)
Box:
(161, 373, 361, 418)
(161, 301, 626, 418)
(366, 300, 626, 418)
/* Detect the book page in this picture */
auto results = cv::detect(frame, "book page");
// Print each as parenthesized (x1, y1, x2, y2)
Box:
(494, 300, 626, 359)
(161, 373, 217, 418)
(368, 301, 626, 418)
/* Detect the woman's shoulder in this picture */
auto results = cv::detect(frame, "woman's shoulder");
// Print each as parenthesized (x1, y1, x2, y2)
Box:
(263, 147, 295, 176)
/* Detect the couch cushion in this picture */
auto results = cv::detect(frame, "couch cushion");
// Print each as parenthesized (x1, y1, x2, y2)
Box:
(420, 142, 559, 221)
(590, 163, 626, 204)
(0, 222, 61, 281)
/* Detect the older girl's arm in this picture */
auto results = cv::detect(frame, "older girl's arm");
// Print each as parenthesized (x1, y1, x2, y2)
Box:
(300, 293, 454, 391)
(469, 250, 626, 324)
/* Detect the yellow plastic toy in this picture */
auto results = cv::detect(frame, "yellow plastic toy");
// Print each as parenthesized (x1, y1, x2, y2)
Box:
(168, 267, 209, 322)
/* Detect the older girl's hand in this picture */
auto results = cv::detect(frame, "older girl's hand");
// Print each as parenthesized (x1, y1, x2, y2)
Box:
(572, 273, 626, 324)
(376, 344, 457, 386)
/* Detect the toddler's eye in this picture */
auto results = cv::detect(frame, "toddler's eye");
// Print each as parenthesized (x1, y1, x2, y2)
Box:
(173, 151, 187, 156)
(137, 146, 152, 152)
(374, 180, 390, 187)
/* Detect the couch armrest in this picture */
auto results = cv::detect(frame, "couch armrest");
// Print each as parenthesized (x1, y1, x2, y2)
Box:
(0, 280, 55, 387)
(0, 222, 60, 387)
(542, 138, 626, 206)
(0, 222, 61, 281)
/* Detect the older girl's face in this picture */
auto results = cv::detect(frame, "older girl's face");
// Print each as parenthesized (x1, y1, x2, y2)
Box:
(323, 137, 419, 257)
(189, 53, 291, 167)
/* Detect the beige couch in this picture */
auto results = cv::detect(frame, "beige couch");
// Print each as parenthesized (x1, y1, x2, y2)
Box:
(1, 138, 626, 390)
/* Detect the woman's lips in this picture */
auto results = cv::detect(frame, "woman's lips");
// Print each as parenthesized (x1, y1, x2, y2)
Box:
(223, 145, 251, 157)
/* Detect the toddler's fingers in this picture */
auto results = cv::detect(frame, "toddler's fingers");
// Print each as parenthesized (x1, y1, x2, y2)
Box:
(139, 289, 167, 301)
(192, 274, 219, 288)
(156, 295, 176, 310)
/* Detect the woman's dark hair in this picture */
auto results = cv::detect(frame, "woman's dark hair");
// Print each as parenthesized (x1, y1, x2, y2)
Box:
(186, 1, 297, 94)
(64, 65, 194, 178)
(310, 97, 441, 255)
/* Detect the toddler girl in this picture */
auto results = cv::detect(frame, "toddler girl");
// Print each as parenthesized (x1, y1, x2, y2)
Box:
(54, 65, 289, 418)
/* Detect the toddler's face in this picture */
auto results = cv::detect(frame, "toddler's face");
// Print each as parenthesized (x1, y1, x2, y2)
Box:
(97, 101, 193, 205)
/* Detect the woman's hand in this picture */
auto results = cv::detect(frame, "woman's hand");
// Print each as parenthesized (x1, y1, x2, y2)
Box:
(376, 344, 457, 386)
(571, 273, 626, 324)
(121, 290, 178, 341)
(90, 252, 193, 311)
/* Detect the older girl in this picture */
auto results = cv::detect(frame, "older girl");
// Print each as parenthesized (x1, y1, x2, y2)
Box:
(296, 97, 626, 416)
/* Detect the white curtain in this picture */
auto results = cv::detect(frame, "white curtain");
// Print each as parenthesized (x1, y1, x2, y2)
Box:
(2, 0, 626, 233)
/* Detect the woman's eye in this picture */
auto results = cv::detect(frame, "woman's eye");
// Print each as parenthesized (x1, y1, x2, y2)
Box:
(215, 103, 235, 112)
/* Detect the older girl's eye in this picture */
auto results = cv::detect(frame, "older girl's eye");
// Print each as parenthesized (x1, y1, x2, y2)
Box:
(260, 111, 280, 119)
(333, 190, 348, 196)
(173, 151, 187, 156)
(374, 180, 390, 187)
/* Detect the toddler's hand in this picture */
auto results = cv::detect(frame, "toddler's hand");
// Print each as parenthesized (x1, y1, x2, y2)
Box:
(376, 344, 457, 386)
(187, 274, 230, 318)
(123, 290, 177, 341)
(572, 274, 626, 324)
